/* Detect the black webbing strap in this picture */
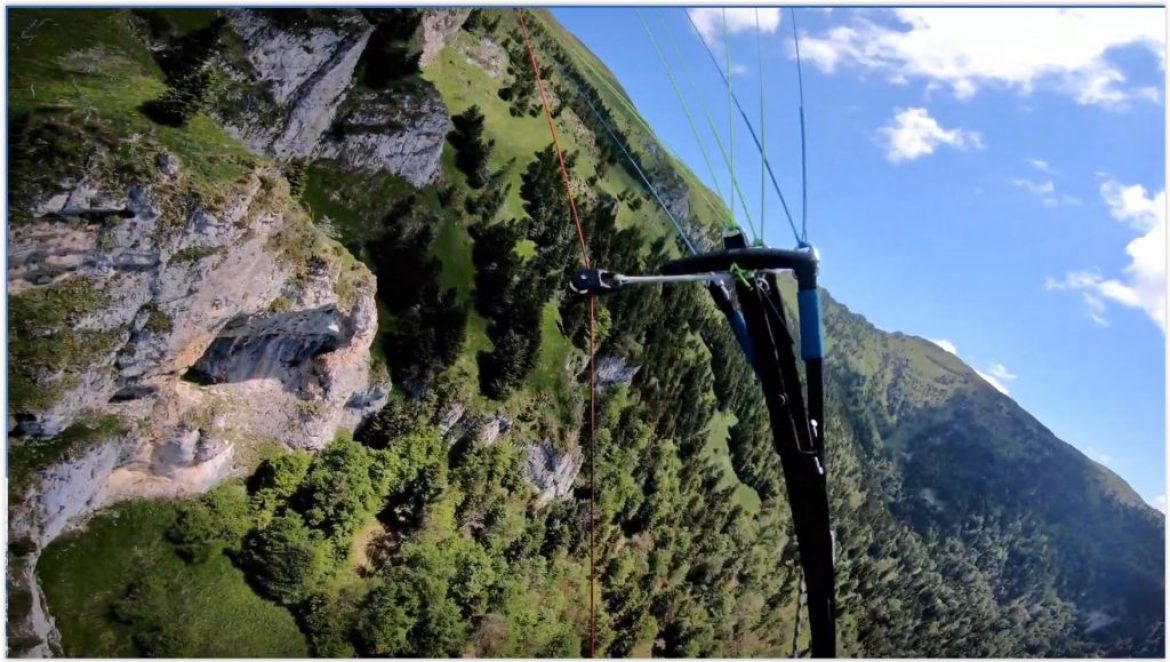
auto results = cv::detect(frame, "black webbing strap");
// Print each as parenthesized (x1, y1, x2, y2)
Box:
(733, 271, 836, 658)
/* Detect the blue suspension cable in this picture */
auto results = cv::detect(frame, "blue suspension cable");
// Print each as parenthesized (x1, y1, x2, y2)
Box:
(791, 7, 809, 245)
(755, 8, 767, 245)
(685, 10, 802, 247)
(580, 94, 698, 255)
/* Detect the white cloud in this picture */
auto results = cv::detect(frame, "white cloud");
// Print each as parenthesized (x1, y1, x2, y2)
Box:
(730, 63, 750, 77)
(1046, 195, 1083, 208)
(1152, 494, 1166, 513)
(801, 8, 1165, 108)
(1103, 178, 1165, 230)
(877, 107, 983, 163)
(1011, 177, 1055, 195)
(1086, 447, 1115, 467)
(927, 338, 1014, 395)
(987, 363, 1017, 382)
(974, 368, 1012, 395)
(1135, 85, 1161, 102)
(1010, 177, 1081, 207)
(1083, 291, 1112, 327)
(688, 8, 782, 49)
(1029, 158, 1054, 174)
(929, 338, 958, 354)
(1047, 178, 1166, 330)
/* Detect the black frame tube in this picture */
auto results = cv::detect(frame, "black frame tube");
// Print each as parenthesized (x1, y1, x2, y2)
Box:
(661, 247, 819, 292)
(734, 274, 835, 657)
(574, 239, 835, 656)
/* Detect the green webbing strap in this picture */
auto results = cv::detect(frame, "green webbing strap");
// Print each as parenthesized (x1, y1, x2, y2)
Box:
(729, 263, 753, 288)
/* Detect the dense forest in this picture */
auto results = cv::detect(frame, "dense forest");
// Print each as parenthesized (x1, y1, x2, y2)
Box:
(7, 8, 1164, 658)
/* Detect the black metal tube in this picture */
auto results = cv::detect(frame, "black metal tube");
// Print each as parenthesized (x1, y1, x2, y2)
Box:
(662, 247, 817, 284)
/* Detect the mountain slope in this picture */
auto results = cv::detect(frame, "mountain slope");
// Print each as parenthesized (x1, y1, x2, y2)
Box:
(818, 285, 1164, 655)
(6, 8, 1163, 658)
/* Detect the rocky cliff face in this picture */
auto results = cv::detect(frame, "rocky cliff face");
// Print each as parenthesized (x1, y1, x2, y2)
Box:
(6, 10, 493, 653)
(7, 5, 488, 546)
(216, 10, 373, 161)
(525, 442, 584, 507)
(7, 148, 388, 656)
(420, 9, 472, 67)
(9, 157, 386, 548)
(315, 86, 449, 186)
(213, 9, 463, 187)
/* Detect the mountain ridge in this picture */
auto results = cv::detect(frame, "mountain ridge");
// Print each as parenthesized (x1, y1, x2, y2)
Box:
(6, 8, 1163, 658)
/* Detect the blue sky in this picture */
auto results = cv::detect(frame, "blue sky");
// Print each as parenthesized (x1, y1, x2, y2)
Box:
(552, 7, 1166, 508)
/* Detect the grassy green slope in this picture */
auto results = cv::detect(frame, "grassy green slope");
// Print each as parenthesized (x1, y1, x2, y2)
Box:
(14, 8, 1162, 658)
(423, 12, 759, 502)
(530, 10, 732, 237)
(8, 10, 258, 208)
(38, 495, 308, 657)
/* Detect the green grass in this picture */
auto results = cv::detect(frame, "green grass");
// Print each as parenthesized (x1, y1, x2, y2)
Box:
(703, 409, 761, 513)
(427, 34, 595, 421)
(426, 35, 549, 222)
(453, 311, 492, 390)
(424, 16, 736, 446)
(37, 496, 308, 657)
(531, 9, 733, 240)
(530, 301, 575, 395)
(426, 32, 600, 222)
(431, 212, 476, 303)
(301, 161, 414, 247)
(8, 10, 260, 218)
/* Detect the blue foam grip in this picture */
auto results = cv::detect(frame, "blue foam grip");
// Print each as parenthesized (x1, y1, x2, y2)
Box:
(730, 311, 757, 369)
(798, 289, 824, 360)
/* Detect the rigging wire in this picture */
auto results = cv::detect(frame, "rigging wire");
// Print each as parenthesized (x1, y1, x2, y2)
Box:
(514, 9, 597, 657)
(637, 10, 755, 239)
(579, 94, 697, 254)
(565, 42, 730, 232)
(657, 15, 757, 237)
(644, 12, 757, 240)
(723, 9, 736, 231)
(755, 8, 767, 244)
(684, 9, 802, 246)
(634, 10, 725, 208)
(791, 7, 809, 244)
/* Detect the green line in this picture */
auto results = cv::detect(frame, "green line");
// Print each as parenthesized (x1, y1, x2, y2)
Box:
(637, 10, 729, 220)
(660, 14, 757, 241)
(702, 107, 758, 238)
(565, 35, 729, 235)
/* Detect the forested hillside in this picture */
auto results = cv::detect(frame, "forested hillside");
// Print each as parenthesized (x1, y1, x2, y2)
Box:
(6, 8, 1164, 658)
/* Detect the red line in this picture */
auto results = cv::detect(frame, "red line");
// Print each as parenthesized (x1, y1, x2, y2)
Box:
(588, 295, 597, 659)
(516, 9, 590, 267)
(515, 9, 596, 657)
